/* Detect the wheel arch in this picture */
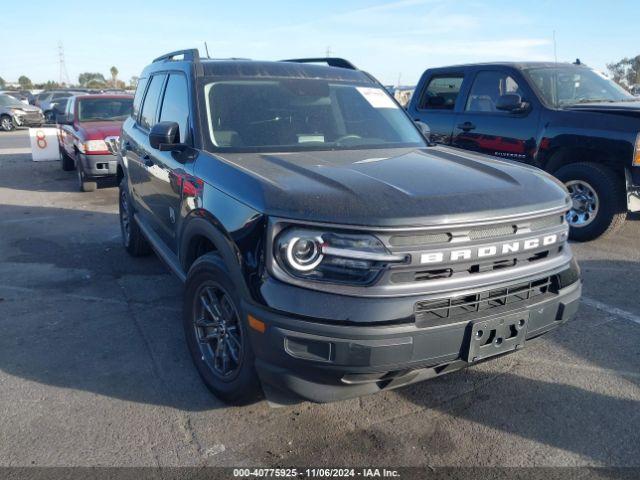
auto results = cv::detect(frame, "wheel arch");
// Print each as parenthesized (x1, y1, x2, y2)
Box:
(179, 213, 252, 300)
(543, 146, 625, 178)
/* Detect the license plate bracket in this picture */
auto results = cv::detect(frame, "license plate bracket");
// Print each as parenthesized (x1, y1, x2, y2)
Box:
(465, 312, 529, 363)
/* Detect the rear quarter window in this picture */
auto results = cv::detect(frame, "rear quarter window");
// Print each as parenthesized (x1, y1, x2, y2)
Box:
(132, 77, 148, 119)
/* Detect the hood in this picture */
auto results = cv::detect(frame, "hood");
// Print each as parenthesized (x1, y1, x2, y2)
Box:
(77, 121, 123, 140)
(206, 146, 569, 228)
(564, 101, 640, 118)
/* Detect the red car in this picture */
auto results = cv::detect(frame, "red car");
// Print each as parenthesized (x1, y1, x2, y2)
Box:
(58, 94, 133, 191)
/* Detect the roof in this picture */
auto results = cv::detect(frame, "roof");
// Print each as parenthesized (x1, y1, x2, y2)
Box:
(428, 61, 590, 71)
(143, 56, 374, 83)
(76, 94, 133, 100)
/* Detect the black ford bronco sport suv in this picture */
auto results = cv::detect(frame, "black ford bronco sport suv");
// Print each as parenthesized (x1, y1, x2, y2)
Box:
(408, 61, 640, 241)
(117, 49, 581, 403)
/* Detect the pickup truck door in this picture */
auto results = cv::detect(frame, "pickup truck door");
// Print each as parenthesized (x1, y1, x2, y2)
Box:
(451, 68, 540, 165)
(408, 71, 467, 145)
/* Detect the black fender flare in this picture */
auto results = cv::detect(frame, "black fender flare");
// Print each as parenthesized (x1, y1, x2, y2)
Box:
(179, 215, 251, 300)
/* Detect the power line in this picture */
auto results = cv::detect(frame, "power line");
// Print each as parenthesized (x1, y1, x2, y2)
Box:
(58, 41, 70, 86)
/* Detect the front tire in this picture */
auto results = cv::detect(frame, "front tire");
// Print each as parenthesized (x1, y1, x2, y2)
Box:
(1, 115, 15, 132)
(59, 146, 75, 171)
(119, 178, 151, 256)
(554, 162, 626, 241)
(183, 253, 261, 404)
(77, 161, 97, 192)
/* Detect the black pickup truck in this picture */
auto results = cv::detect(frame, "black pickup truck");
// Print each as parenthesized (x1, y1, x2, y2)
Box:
(407, 62, 640, 241)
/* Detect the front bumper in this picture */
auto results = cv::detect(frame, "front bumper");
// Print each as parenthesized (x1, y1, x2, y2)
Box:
(626, 168, 640, 212)
(246, 276, 581, 403)
(78, 153, 118, 178)
(13, 112, 44, 127)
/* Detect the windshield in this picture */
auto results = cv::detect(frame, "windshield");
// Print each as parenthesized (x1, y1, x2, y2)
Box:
(77, 98, 132, 122)
(0, 94, 24, 107)
(523, 66, 634, 107)
(203, 79, 425, 152)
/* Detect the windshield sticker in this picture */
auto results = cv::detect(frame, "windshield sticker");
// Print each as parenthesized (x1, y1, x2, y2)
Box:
(356, 87, 398, 109)
(298, 134, 324, 143)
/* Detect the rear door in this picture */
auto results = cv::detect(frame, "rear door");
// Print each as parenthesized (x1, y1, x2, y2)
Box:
(126, 74, 166, 223)
(409, 71, 467, 145)
(451, 68, 541, 165)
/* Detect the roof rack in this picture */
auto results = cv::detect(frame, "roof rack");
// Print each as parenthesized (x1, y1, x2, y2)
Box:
(153, 49, 200, 64)
(280, 57, 357, 70)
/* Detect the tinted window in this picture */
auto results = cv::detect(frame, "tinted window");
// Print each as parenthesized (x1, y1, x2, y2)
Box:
(52, 92, 69, 99)
(204, 79, 424, 151)
(140, 75, 165, 130)
(77, 98, 133, 122)
(132, 77, 148, 119)
(465, 71, 524, 112)
(159, 74, 189, 143)
(420, 76, 463, 110)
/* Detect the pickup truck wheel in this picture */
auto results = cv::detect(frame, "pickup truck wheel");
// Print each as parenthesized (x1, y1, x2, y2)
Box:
(554, 162, 626, 241)
(59, 147, 75, 171)
(1, 115, 15, 131)
(119, 179, 151, 256)
(77, 163, 97, 192)
(184, 253, 261, 405)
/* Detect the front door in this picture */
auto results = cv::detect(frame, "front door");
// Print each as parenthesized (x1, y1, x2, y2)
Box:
(452, 69, 540, 165)
(142, 72, 193, 252)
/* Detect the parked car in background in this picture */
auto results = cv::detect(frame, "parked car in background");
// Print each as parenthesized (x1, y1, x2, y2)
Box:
(0, 90, 34, 105)
(0, 93, 44, 131)
(408, 62, 640, 241)
(49, 97, 72, 123)
(116, 50, 581, 404)
(57, 94, 133, 191)
(40, 91, 86, 121)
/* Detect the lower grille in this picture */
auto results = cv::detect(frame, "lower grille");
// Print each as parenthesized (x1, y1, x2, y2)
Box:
(415, 276, 555, 325)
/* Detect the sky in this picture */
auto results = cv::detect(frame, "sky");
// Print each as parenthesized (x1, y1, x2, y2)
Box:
(2, 0, 639, 86)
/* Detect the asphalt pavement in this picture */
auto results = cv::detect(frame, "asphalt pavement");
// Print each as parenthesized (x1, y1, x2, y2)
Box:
(0, 129, 638, 467)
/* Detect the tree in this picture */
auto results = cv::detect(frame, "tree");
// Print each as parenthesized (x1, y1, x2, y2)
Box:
(0, 76, 5, 89)
(18, 75, 33, 89)
(110, 66, 119, 87)
(78, 72, 106, 87)
(607, 55, 640, 88)
(129, 76, 139, 89)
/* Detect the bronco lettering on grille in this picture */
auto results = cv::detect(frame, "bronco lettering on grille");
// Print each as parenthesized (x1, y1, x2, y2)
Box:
(420, 234, 559, 265)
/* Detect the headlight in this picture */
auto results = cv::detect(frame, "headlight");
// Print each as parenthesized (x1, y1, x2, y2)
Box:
(81, 140, 108, 153)
(274, 227, 406, 285)
(634, 132, 640, 166)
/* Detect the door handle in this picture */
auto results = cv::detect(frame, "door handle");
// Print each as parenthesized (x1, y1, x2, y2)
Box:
(143, 155, 154, 167)
(457, 122, 476, 131)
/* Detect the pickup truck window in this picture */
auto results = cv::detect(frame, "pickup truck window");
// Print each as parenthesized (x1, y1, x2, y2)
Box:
(77, 98, 133, 122)
(523, 66, 633, 107)
(465, 71, 524, 113)
(419, 76, 463, 110)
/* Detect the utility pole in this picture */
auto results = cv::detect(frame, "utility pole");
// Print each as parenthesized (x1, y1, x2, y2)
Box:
(325, 46, 332, 57)
(553, 30, 558, 63)
(58, 41, 70, 86)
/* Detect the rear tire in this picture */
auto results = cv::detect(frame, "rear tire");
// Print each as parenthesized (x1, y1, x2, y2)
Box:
(554, 162, 626, 241)
(183, 253, 261, 405)
(119, 177, 151, 257)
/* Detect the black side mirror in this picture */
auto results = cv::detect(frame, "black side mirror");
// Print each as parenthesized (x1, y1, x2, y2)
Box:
(495, 94, 528, 113)
(150, 121, 181, 150)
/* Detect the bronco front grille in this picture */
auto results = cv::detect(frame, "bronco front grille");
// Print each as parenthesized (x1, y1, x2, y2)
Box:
(414, 276, 555, 326)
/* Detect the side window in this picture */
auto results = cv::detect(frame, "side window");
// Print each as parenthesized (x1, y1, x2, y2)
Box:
(465, 71, 524, 113)
(140, 74, 166, 130)
(419, 76, 463, 110)
(159, 74, 189, 143)
(131, 77, 148, 119)
(66, 97, 74, 116)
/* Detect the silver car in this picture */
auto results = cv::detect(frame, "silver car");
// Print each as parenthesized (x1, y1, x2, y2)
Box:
(0, 94, 44, 131)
